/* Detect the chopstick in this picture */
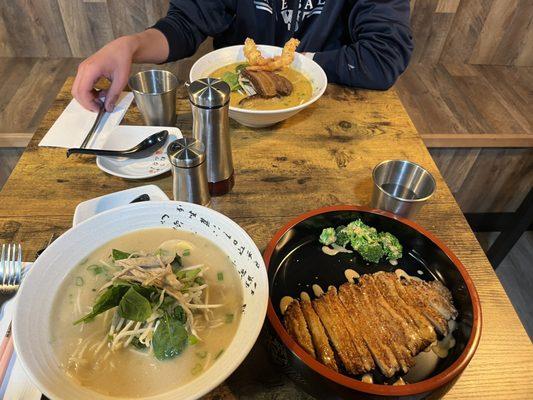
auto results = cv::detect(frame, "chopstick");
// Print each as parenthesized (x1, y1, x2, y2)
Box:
(79, 103, 106, 149)
(0, 322, 14, 384)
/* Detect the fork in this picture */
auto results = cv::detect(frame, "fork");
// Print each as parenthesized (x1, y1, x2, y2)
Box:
(0, 243, 23, 385)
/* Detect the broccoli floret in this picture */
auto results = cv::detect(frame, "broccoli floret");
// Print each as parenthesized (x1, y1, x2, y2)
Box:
(357, 241, 384, 263)
(319, 227, 336, 246)
(345, 219, 384, 262)
(334, 226, 350, 247)
(379, 232, 403, 261)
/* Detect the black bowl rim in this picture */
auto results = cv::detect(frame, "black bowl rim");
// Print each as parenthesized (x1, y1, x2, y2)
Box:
(264, 205, 482, 396)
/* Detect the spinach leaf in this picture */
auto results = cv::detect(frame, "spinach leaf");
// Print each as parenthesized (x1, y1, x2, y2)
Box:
(130, 284, 158, 302)
(176, 268, 201, 281)
(152, 314, 188, 361)
(74, 285, 129, 325)
(118, 287, 152, 322)
(221, 72, 241, 92)
(173, 305, 186, 324)
(171, 254, 182, 273)
(112, 249, 131, 261)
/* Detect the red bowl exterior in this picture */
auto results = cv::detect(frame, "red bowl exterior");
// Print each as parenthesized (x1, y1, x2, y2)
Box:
(263, 205, 482, 398)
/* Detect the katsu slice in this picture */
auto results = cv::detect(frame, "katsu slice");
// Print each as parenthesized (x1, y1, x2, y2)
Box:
(414, 279, 458, 321)
(313, 291, 365, 375)
(338, 282, 399, 377)
(284, 300, 316, 357)
(322, 286, 374, 372)
(360, 274, 427, 355)
(300, 293, 338, 372)
(372, 272, 437, 344)
(358, 279, 415, 373)
(394, 278, 449, 336)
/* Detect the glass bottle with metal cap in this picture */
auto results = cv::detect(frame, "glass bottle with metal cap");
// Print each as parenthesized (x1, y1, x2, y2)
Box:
(188, 78, 235, 196)
(167, 138, 210, 206)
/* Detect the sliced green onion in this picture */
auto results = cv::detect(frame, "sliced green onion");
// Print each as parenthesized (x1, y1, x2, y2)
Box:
(75, 277, 84, 286)
(182, 249, 190, 257)
(217, 272, 224, 281)
(87, 264, 105, 275)
(196, 351, 207, 359)
(188, 335, 199, 346)
(191, 363, 203, 375)
(225, 313, 234, 324)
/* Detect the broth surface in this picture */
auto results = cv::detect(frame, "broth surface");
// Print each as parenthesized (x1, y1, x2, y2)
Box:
(210, 62, 313, 110)
(50, 228, 242, 398)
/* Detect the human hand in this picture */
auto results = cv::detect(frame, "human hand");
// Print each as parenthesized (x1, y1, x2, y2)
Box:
(72, 36, 139, 112)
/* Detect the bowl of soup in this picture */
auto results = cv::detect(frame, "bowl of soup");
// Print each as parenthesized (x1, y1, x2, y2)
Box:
(189, 45, 328, 128)
(13, 201, 268, 399)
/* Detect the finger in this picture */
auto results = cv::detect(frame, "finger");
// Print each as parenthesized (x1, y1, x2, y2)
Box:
(74, 65, 102, 112)
(104, 72, 128, 112)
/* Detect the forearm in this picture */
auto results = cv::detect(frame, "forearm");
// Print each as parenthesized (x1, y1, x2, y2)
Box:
(126, 29, 170, 64)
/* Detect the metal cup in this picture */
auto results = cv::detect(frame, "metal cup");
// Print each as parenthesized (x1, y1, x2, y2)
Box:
(371, 160, 436, 218)
(129, 70, 178, 126)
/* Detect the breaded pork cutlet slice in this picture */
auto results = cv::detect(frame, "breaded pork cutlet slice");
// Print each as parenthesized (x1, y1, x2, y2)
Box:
(300, 294, 338, 372)
(411, 279, 458, 321)
(360, 274, 426, 355)
(357, 279, 415, 373)
(322, 286, 374, 372)
(394, 278, 449, 336)
(338, 282, 399, 378)
(284, 300, 316, 357)
(372, 272, 437, 344)
(313, 289, 366, 375)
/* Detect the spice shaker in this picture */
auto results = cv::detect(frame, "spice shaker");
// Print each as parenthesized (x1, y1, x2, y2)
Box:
(167, 138, 210, 206)
(188, 78, 235, 196)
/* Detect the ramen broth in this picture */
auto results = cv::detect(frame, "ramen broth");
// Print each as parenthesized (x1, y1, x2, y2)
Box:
(50, 228, 242, 398)
(210, 62, 313, 110)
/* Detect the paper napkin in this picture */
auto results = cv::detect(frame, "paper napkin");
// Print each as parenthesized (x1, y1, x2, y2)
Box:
(39, 92, 133, 149)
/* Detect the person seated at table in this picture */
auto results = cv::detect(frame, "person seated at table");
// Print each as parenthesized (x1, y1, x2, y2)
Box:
(73, 0, 413, 113)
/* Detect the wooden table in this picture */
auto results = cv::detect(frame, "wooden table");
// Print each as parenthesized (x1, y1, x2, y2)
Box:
(1, 78, 532, 399)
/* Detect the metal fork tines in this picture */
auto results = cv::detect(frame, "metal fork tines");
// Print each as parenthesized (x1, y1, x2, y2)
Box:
(0, 244, 22, 287)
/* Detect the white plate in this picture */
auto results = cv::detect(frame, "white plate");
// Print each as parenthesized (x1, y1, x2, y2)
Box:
(13, 201, 268, 400)
(96, 126, 182, 179)
(72, 184, 170, 226)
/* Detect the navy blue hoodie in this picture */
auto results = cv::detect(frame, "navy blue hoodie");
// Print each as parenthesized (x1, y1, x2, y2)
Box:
(152, 0, 413, 90)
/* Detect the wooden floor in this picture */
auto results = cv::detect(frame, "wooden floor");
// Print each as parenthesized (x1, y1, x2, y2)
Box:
(0, 57, 531, 338)
(476, 232, 533, 339)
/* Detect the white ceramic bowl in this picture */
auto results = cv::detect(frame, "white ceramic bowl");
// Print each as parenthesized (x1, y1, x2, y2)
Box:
(189, 45, 328, 128)
(13, 201, 268, 400)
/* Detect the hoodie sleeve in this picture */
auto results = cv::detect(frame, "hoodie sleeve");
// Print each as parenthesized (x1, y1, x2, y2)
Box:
(151, 0, 235, 62)
(313, 0, 413, 90)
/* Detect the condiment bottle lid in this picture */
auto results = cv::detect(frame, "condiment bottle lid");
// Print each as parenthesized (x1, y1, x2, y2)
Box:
(187, 78, 230, 108)
(167, 138, 205, 168)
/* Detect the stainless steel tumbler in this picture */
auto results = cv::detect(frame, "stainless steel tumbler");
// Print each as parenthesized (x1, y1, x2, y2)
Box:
(129, 70, 178, 126)
(188, 78, 234, 196)
(167, 138, 210, 206)
(371, 160, 436, 218)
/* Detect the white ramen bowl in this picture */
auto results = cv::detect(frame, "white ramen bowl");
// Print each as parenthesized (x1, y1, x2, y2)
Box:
(13, 201, 268, 400)
(189, 45, 328, 128)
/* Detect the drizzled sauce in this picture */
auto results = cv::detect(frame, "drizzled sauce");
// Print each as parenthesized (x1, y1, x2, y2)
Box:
(280, 296, 294, 315)
(322, 244, 353, 256)
(344, 269, 360, 283)
(312, 284, 324, 297)
(300, 292, 311, 302)
(432, 320, 457, 358)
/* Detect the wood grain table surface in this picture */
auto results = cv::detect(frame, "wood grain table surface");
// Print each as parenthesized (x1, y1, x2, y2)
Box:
(0, 78, 531, 399)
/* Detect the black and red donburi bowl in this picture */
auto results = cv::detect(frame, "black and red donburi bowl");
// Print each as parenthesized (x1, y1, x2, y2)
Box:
(263, 205, 482, 399)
